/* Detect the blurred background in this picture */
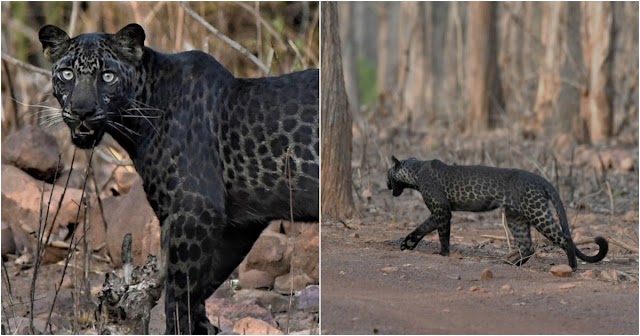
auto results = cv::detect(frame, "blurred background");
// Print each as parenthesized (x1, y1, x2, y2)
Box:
(338, 2, 638, 142)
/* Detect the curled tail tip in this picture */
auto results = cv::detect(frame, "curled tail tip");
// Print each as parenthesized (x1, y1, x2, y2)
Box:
(576, 236, 608, 263)
(594, 236, 609, 258)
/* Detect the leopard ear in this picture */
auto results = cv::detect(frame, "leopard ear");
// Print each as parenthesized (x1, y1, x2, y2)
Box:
(391, 155, 401, 166)
(114, 23, 146, 61)
(39, 25, 70, 62)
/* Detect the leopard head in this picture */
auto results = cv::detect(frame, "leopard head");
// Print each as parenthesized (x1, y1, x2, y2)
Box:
(387, 155, 418, 197)
(39, 23, 146, 149)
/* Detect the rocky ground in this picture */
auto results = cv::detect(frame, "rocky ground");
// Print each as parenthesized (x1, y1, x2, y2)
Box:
(1, 126, 318, 334)
(321, 115, 639, 334)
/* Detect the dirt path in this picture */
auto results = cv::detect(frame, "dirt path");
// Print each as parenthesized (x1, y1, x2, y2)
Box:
(321, 225, 639, 334)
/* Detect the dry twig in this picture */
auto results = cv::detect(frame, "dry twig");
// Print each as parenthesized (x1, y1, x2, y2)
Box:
(179, 2, 270, 74)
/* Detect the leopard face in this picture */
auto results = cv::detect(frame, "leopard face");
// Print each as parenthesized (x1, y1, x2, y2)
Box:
(387, 156, 419, 196)
(39, 24, 145, 149)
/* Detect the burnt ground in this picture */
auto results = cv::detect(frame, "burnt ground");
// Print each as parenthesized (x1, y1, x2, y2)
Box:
(321, 117, 639, 334)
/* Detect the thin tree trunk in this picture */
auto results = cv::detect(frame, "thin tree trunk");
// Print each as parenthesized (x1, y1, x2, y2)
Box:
(376, 2, 391, 102)
(394, 2, 423, 126)
(321, 2, 355, 220)
(580, 2, 613, 143)
(533, 2, 567, 135)
(466, 1, 504, 132)
(339, 2, 360, 114)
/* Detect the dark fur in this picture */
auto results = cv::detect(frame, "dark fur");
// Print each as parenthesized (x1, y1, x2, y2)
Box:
(40, 23, 319, 334)
(387, 156, 607, 269)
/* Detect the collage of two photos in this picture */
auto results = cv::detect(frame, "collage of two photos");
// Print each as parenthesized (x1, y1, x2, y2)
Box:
(0, 1, 638, 335)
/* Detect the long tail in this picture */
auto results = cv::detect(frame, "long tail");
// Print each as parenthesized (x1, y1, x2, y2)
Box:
(547, 185, 608, 263)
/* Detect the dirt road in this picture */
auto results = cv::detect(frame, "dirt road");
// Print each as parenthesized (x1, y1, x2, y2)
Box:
(321, 224, 639, 334)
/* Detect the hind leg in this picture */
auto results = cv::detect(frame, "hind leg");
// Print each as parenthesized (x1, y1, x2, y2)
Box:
(528, 205, 577, 269)
(504, 209, 535, 266)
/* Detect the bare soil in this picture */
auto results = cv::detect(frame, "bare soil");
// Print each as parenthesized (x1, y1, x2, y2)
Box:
(321, 119, 639, 334)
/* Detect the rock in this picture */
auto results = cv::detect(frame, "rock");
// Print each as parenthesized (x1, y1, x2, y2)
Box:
(274, 270, 313, 294)
(103, 178, 160, 267)
(559, 283, 577, 289)
(233, 317, 282, 335)
(1, 221, 16, 257)
(54, 168, 91, 191)
(291, 225, 319, 283)
(580, 269, 597, 280)
(549, 264, 573, 277)
(1, 125, 62, 181)
(233, 289, 291, 313)
(619, 157, 634, 171)
(350, 232, 360, 238)
(245, 230, 290, 279)
(480, 268, 494, 280)
(14, 253, 33, 269)
(239, 269, 275, 289)
(111, 168, 139, 195)
(1, 165, 90, 264)
(501, 284, 512, 291)
(469, 286, 479, 292)
(380, 266, 399, 273)
(599, 269, 620, 282)
(297, 285, 319, 312)
(206, 297, 276, 331)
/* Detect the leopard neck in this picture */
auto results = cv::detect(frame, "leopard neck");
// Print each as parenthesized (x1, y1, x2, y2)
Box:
(399, 160, 422, 188)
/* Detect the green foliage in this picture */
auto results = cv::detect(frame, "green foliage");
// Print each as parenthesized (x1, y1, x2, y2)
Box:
(357, 57, 377, 106)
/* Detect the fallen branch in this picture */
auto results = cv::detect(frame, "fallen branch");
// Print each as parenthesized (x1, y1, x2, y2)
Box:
(96, 234, 163, 334)
(480, 234, 509, 241)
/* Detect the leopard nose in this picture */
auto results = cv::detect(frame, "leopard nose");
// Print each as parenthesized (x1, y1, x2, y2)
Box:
(74, 108, 96, 120)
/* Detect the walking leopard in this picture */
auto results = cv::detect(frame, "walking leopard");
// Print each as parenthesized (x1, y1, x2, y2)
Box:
(39, 23, 318, 334)
(387, 156, 607, 269)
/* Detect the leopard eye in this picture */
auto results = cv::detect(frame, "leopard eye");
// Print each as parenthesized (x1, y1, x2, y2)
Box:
(61, 69, 74, 81)
(102, 72, 115, 83)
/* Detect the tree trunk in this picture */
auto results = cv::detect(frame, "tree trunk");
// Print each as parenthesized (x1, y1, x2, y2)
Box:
(338, 2, 360, 114)
(394, 2, 425, 127)
(376, 2, 391, 101)
(580, 2, 613, 143)
(466, 2, 504, 132)
(533, 2, 567, 135)
(321, 2, 355, 220)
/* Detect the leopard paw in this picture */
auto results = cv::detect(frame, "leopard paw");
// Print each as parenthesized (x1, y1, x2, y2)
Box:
(401, 235, 418, 250)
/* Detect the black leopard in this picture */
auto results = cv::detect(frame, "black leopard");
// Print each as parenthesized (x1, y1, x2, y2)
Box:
(39, 23, 319, 334)
(387, 156, 608, 270)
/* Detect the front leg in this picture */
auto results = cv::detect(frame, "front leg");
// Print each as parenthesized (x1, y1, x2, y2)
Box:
(401, 191, 452, 255)
(401, 217, 439, 251)
(400, 212, 452, 255)
(164, 213, 265, 334)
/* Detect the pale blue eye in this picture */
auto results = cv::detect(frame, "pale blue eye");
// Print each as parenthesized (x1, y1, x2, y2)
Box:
(61, 70, 74, 81)
(102, 72, 115, 83)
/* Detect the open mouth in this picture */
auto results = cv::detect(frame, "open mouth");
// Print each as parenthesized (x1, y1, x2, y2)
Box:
(69, 121, 102, 149)
(75, 122, 95, 136)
